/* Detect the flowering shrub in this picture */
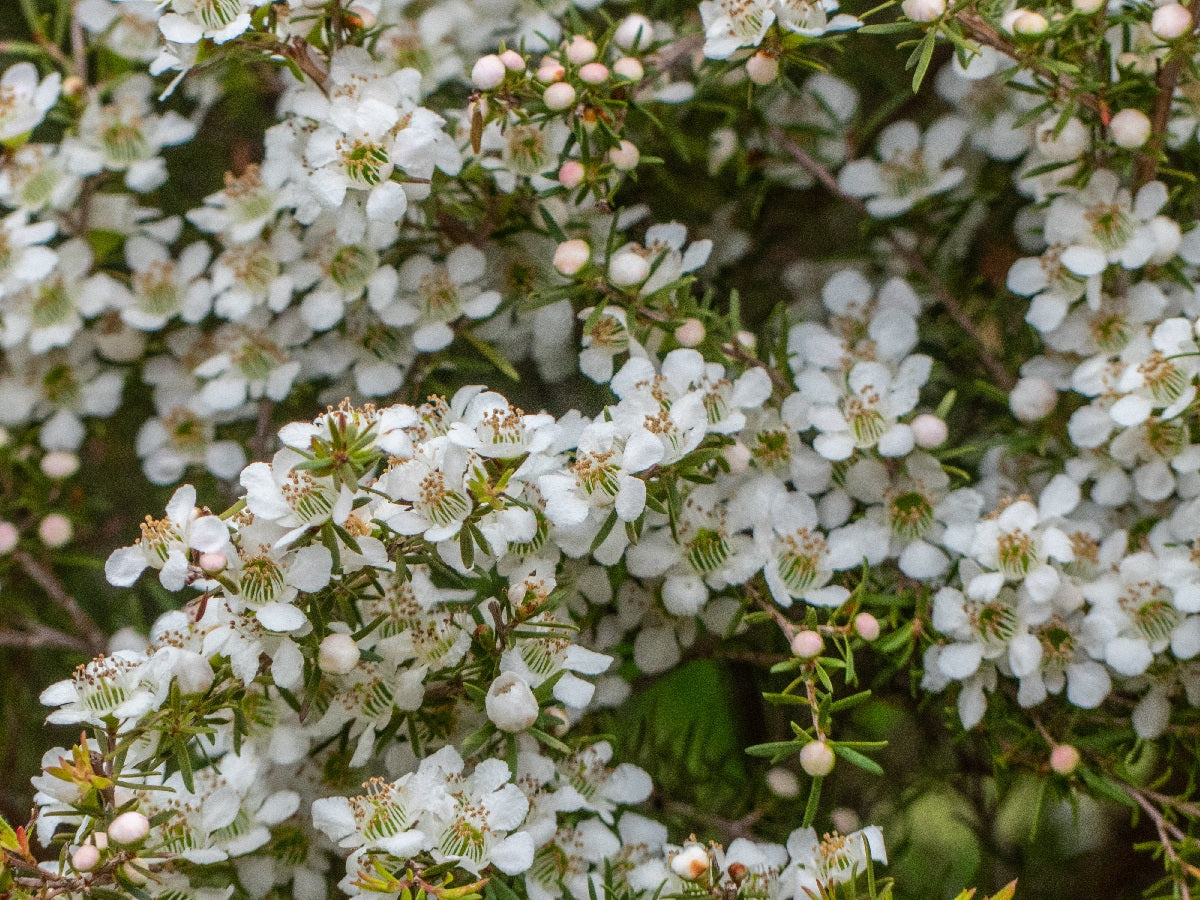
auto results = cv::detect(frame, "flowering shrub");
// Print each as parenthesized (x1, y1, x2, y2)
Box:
(4, 0, 1200, 895)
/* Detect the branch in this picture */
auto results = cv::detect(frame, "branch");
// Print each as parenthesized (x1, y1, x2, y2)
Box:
(1123, 783, 1200, 897)
(0, 622, 92, 653)
(1133, 0, 1200, 187)
(769, 127, 1017, 390)
(11, 549, 106, 656)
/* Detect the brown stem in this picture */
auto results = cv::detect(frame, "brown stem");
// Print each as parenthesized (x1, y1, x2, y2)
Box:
(1133, 0, 1200, 187)
(1122, 784, 1199, 896)
(11, 549, 106, 656)
(0, 622, 92, 653)
(769, 127, 1017, 390)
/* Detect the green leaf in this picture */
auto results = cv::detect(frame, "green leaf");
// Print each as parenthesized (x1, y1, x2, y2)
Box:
(911, 31, 936, 92)
(745, 740, 800, 758)
(802, 776, 823, 827)
(833, 744, 884, 776)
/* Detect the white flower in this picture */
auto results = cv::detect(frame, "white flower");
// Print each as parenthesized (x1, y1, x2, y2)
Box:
(780, 825, 886, 895)
(39, 651, 163, 727)
(0, 63, 61, 142)
(838, 117, 968, 217)
(1045, 173, 1174, 274)
(485, 671, 540, 732)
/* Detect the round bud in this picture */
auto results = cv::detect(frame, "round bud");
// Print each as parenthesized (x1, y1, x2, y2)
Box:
(670, 843, 709, 880)
(318, 632, 360, 675)
(675, 317, 706, 347)
(0, 426, 9, 447)
(61, 75, 85, 98)
(198, 551, 227, 574)
(613, 57, 645, 81)
(1071, 0, 1103, 11)
(1109, 107, 1152, 148)
(72, 844, 101, 872)
(608, 139, 640, 171)
(558, 160, 586, 188)
(790, 629, 824, 659)
(499, 49, 526, 71)
(854, 612, 881, 642)
(554, 239, 591, 276)
(174, 651, 215, 695)
(543, 81, 577, 111)
(1152, 2, 1192, 38)
(107, 811, 150, 846)
(765, 766, 801, 798)
(565, 36, 598, 64)
(1034, 116, 1088, 161)
(722, 440, 752, 474)
(1009, 376, 1057, 422)
(0, 521, 19, 555)
(799, 740, 836, 777)
(735, 330, 757, 350)
(471, 54, 507, 91)
(1012, 9, 1049, 34)
(536, 62, 565, 84)
(614, 14, 654, 51)
(347, 3, 376, 26)
(902, 0, 945, 22)
(38, 513, 73, 548)
(746, 51, 779, 85)
(911, 413, 948, 448)
(41, 450, 80, 478)
(485, 671, 540, 732)
(1050, 743, 1081, 774)
(608, 251, 650, 286)
(579, 62, 610, 84)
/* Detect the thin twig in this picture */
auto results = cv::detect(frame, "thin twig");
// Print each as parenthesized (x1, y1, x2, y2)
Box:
(1122, 783, 1199, 897)
(12, 549, 106, 656)
(770, 127, 1017, 390)
(1133, 0, 1200, 187)
(0, 622, 92, 653)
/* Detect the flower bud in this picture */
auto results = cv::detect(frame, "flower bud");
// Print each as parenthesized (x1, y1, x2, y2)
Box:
(1050, 743, 1081, 774)
(174, 651, 215, 695)
(722, 440, 751, 474)
(911, 413, 948, 448)
(746, 51, 779, 84)
(613, 57, 645, 81)
(471, 54, 507, 90)
(609, 251, 650, 286)
(1152, 2, 1192, 38)
(41, 450, 80, 478)
(799, 740, 836, 777)
(1034, 116, 1088, 161)
(107, 811, 150, 846)
(1071, 0, 1102, 11)
(1009, 376, 1057, 422)
(499, 49, 526, 71)
(735, 330, 757, 350)
(608, 139, 640, 171)
(790, 629, 824, 658)
(558, 160, 586, 188)
(537, 62, 565, 83)
(854, 612, 881, 642)
(670, 843, 709, 880)
(675, 317, 706, 347)
(72, 844, 101, 872)
(766, 766, 800, 798)
(0, 521, 18, 555)
(614, 14, 654, 51)
(1109, 107, 1152, 148)
(554, 239, 591, 275)
(565, 36, 598, 64)
(198, 551, 227, 573)
(902, 0, 945, 22)
(38, 513, 73, 548)
(485, 671, 540, 732)
(579, 62, 609, 84)
(1012, 9, 1049, 34)
(318, 632, 360, 675)
(544, 81, 577, 111)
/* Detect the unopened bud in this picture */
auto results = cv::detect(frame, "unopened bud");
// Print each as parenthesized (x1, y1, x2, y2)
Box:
(318, 632, 360, 675)
(565, 36, 598, 64)
(1009, 376, 1057, 422)
(61, 75, 85, 97)
(1012, 9, 1049, 34)
(471, 54, 507, 91)
(537, 62, 565, 83)
(608, 139, 640, 171)
(911, 413, 948, 448)
(1152, 2, 1192, 38)
(854, 612, 881, 641)
(670, 843, 709, 880)
(198, 551, 227, 573)
(614, 14, 654, 51)
(38, 513, 72, 548)
(1109, 107, 1152, 148)
(791, 629, 824, 658)
(613, 57, 645, 81)
(0, 521, 18, 555)
(1050, 743, 1081, 774)
(485, 671, 540, 732)
(902, 0, 945, 21)
(558, 160, 585, 188)
(746, 51, 779, 84)
(579, 62, 609, 84)
(609, 251, 650, 287)
(765, 766, 800, 797)
(735, 330, 757, 350)
(544, 81, 577, 111)
(1071, 0, 1102, 11)
(554, 239, 591, 276)
(41, 450, 80, 478)
(107, 811, 150, 846)
(72, 844, 101, 872)
(675, 317, 706, 347)
(499, 49, 526, 71)
(799, 740, 836, 777)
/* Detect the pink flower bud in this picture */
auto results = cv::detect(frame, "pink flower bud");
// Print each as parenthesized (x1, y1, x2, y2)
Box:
(670, 844, 709, 880)
(675, 317, 706, 347)
(607, 139, 640, 171)
(38, 513, 72, 548)
(554, 239, 591, 276)
(198, 551, 227, 573)
(107, 811, 150, 846)
(579, 62, 609, 84)
(613, 57, 645, 81)
(558, 160, 586, 188)
(609, 251, 650, 286)
(911, 413, 948, 448)
(735, 330, 757, 350)
(902, 0, 945, 21)
(318, 632, 360, 675)
(1152, 2, 1192, 38)
(1109, 107, 1152, 148)
(854, 612, 881, 642)
(800, 740, 836, 777)
(565, 36, 598, 64)
(614, 14, 653, 50)
(791, 629, 824, 658)
(40, 450, 80, 478)
(499, 49, 526, 71)
(1050, 743, 1081, 774)
(537, 62, 565, 83)
(1012, 9, 1048, 34)
(471, 54, 507, 91)
(543, 81, 576, 111)
(72, 844, 100, 872)
(746, 51, 779, 84)
(0, 521, 18, 555)
(1009, 376, 1057, 422)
